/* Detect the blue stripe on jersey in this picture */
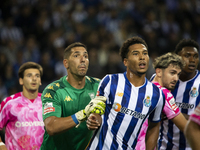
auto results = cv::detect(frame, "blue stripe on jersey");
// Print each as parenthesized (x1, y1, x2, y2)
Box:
(160, 82, 180, 150)
(98, 75, 110, 96)
(166, 120, 174, 149)
(158, 120, 164, 149)
(196, 83, 200, 106)
(148, 83, 163, 122)
(122, 80, 147, 149)
(86, 75, 113, 149)
(98, 74, 119, 149)
(182, 80, 195, 114)
(110, 74, 124, 150)
(179, 132, 186, 150)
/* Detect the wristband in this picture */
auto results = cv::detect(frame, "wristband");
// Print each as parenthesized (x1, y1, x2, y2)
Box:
(0, 142, 5, 146)
(71, 114, 79, 125)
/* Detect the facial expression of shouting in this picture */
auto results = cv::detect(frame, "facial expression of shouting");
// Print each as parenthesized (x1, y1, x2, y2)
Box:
(179, 47, 199, 73)
(65, 47, 89, 77)
(124, 44, 149, 76)
(19, 68, 41, 92)
(161, 64, 182, 91)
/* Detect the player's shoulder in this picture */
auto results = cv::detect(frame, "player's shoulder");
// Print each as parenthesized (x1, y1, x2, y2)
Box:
(3, 92, 22, 102)
(86, 76, 101, 84)
(44, 77, 64, 92)
(0, 92, 22, 111)
(147, 80, 160, 89)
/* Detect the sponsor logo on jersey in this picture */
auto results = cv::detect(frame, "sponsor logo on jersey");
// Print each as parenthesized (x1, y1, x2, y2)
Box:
(190, 87, 198, 97)
(44, 93, 52, 99)
(116, 92, 124, 97)
(47, 85, 54, 90)
(64, 96, 73, 101)
(54, 83, 60, 87)
(112, 103, 146, 119)
(143, 96, 151, 107)
(167, 92, 173, 99)
(113, 103, 121, 112)
(15, 121, 44, 127)
(176, 102, 194, 109)
(88, 92, 95, 99)
(44, 102, 55, 114)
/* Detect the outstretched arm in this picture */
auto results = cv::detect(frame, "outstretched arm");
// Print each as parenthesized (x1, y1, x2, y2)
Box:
(145, 120, 160, 150)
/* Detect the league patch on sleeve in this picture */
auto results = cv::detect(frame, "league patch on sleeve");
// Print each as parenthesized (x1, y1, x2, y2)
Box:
(44, 102, 55, 115)
(169, 98, 178, 111)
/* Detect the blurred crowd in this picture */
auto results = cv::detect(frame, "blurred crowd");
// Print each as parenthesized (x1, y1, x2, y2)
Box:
(1, 0, 200, 101)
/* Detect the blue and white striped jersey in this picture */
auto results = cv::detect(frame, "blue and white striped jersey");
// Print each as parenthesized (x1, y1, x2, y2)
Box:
(158, 70, 200, 150)
(86, 72, 165, 150)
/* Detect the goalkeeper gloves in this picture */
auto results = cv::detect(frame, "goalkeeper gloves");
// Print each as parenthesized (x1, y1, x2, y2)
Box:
(72, 96, 106, 127)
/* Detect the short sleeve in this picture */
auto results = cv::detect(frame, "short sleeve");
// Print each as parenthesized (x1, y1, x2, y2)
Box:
(42, 86, 62, 120)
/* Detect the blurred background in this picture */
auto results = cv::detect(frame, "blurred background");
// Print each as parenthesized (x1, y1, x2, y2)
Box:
(0, 0, 200, 100)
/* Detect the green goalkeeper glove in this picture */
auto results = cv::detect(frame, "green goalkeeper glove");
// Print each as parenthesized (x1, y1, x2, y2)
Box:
(72, 96, 106, 127)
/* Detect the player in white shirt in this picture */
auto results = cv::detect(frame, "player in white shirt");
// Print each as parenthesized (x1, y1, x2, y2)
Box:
(158, 39, 200, 150)
(86, 36, 165, 150)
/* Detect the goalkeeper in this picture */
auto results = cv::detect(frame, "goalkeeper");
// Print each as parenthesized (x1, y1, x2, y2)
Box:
(40, 42, 106, 150)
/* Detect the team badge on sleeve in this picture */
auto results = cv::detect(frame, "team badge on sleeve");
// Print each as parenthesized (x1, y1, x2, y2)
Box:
(143, 96, 151, 107)
(190, 87, 198, 97)
(44, 102, 55, 115)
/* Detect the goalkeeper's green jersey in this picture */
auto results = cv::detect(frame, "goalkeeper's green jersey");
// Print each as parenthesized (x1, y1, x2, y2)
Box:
(40, 75, 100, 150)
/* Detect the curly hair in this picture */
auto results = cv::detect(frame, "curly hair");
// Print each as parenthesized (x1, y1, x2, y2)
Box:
(153, 52, 185, 70)
(174, 39, 199, 54)
(119, 36, 148, 61)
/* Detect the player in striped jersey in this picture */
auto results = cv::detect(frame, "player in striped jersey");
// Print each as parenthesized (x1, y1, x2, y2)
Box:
(86, 36, 165, 150)
(0, 62, 44, 150)
(136, 52, 187, 150)
(158, 39, 200, 150)
(184, 102, 200, 149)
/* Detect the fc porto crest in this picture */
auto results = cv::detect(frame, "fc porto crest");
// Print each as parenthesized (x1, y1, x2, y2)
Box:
(190, 87, 199, 97)
(143, 96, 151, 107)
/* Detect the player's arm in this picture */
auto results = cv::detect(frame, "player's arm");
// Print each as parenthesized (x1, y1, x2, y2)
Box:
(171, 113, 187, 132)
(182, 113, 189, 120)
(44, 96, 106, 136)
(44, 116, 76, 136)
(184, 120, 200, 150)
(145, 120, 160, 150)
(0, 136, 7, 150)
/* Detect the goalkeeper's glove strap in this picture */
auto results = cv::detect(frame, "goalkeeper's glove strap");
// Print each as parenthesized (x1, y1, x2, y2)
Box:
(71, 114, 79, 125)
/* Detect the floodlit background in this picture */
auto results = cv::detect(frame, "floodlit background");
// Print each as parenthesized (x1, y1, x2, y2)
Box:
(0, 0, 200, 98)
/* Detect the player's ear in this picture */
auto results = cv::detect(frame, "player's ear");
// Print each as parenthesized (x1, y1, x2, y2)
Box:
(19, 78, 23, 85)
(155, 68, 162, 78)
(123, 58, 128, 67)
(63, 59, 69, 69)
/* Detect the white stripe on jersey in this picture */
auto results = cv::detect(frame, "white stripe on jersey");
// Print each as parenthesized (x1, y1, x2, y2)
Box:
(158, 70, 200, 150)
(88, 72, 164, 150)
